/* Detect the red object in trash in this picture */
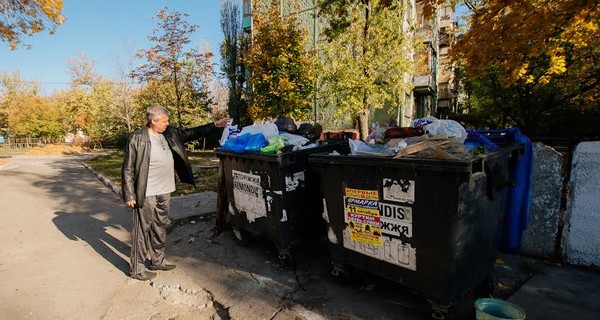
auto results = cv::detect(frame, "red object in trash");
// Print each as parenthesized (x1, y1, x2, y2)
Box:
(384, 127, 425, 139)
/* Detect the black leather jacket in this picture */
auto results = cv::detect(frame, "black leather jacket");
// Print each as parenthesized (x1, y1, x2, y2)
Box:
(121, 123, 217, 208)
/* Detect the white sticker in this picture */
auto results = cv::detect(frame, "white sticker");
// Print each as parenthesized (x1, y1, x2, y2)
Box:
(285, 171, 305, 192)
(382, 178, 415, 204)
(343, 230, 417, 271)
(327, 227, 338, 244)
(232, 170, 267, 222)
(321, 198, 330, 223)
(379, 202, 413, 238)
(266, 195, 273, 212)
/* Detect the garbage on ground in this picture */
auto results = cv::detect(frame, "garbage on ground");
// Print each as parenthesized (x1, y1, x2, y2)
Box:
(219, 118, 327, 154)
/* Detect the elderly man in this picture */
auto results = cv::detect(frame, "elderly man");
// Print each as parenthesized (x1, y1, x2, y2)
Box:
(122, 104, 228, 281)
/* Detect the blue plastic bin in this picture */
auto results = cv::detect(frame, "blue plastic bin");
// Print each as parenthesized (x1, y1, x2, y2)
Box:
(470, 128, 533, 252)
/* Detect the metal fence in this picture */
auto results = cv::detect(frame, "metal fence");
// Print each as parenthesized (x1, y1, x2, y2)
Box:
(0, 138, 59, 148)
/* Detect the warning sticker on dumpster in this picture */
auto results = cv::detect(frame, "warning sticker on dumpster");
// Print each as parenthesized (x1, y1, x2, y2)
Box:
(344, 188, 382, 246)
(379, 202, 413, 238)
(343, 230, 417, 271)
(232, 170, 267, 222)
(382, 178, 415, 204)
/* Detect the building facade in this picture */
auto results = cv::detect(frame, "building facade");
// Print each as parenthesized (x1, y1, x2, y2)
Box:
(242, 0, 456, 127)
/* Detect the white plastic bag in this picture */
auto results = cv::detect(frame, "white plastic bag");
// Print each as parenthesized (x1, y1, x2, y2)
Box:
(412, 116, 467, 143)
(219, 124, 240, 146)
(238, 123, 279, 139)
(279, 132, 309, 146)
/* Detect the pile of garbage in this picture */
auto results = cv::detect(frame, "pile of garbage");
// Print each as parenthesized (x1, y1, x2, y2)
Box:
(219, 116, 500, 159)
(219, 117, 324, 154)
(351, 116, 500, 160)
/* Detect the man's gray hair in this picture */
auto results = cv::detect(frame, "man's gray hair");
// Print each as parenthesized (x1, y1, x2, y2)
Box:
(146, 105, 170, 124)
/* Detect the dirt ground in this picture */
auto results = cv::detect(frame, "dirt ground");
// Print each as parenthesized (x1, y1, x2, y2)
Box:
(23, 144, 92, 156)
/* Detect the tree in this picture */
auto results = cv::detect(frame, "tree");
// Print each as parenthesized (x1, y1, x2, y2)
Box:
(449, 1, 600, 137)
(132, 7, 214, 128)
(0, 71, 40, 137)
(9, 94, 64, 139)
(0, 0, 65, 49)
(318, 0, 416, 139)
(65, 53, 144, 146)
(110, 59, 145, 135)
(220, 0, 250, 126)
(243, 1, 318, 121)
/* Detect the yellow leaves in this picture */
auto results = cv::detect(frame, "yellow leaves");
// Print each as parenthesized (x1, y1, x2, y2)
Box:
(547, 50, 566, 75)
(561, 12, 599, 49)
(1, 0, 64, 49)
(454, 0, 599, 97)
(512, 63, 533, 84)
(39, 0, 65, 20)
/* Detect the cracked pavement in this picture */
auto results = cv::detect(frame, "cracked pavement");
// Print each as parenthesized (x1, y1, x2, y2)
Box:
(1, 154, 541, 320)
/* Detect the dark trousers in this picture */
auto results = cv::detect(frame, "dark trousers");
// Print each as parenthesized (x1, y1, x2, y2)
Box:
(130, 194, 170, 275)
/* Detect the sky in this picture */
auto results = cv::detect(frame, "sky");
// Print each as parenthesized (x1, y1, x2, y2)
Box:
(1, 0, 226, 95)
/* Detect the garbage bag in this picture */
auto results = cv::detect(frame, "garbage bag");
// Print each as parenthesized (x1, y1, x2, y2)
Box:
(260, 135, 286, 154)
(274, 117, 297, 133)
(464, 130, 499, 155)
(219, 123, 241, 146)
(244, 133, 268, 152)
(221, 133, 251, 153)
(239, 123, 279, 139)
(297, 123, 323, 142)
(412, 116, 467, 143)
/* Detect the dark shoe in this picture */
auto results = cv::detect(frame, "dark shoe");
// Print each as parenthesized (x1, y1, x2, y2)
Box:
(148, 264, 176, 271)
(130, 271, 157, 281)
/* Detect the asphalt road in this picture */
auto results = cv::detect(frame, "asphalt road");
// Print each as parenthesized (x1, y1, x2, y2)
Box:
(0, 155, 130, 319)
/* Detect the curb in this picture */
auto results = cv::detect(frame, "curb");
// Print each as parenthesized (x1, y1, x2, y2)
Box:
(81, 162, 122, 196)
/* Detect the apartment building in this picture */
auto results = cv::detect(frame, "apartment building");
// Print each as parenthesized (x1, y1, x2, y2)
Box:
(241, 0, 455, 127)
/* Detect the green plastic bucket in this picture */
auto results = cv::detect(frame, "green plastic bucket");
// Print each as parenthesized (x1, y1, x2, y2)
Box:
(475, 298, 526, 320)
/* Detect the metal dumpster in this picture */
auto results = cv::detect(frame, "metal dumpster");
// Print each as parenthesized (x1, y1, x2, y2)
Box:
(308, 144, 522, 318)
(216, 141, 349, 263)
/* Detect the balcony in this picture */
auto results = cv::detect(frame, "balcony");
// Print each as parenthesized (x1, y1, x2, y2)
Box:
(413, 74, 434, 95)
(416, 27, 434, 44)
(437, 83, 452, 100)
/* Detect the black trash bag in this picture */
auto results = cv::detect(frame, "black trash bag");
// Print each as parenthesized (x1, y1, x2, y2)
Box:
(297, 123, 323, 142)
(275, 117, 297, 133)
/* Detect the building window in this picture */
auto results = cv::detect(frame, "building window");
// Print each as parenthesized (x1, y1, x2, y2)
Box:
(243, 0, 251, 17)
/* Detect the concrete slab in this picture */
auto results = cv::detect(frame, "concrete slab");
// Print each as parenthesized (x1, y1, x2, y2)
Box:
(170, 192, 217, 220)
(508, 265, 600, 320)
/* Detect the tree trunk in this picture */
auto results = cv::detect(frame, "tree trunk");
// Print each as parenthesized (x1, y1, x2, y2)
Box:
(358, 108, 370, 141)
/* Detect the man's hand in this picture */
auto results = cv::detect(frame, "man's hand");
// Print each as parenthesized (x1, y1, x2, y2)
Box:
(126, 199, 136, 208)
(214, 118, 230, 128)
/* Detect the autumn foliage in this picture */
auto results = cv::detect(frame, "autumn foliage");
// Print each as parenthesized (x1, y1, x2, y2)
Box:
(243, 1, 317, 121)
(452, 1, 598, 90)
(0, 0, 64, 49)
(447, 0, 599, 137)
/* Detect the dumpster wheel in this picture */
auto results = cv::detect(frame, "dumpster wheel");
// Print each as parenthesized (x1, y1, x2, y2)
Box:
(330, 262, 352, 285)
(277, 248, 295, 269)
(475, 272, 497, 298)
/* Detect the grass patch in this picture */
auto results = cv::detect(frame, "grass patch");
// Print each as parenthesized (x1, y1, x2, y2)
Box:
(84, 148, 220, 196)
